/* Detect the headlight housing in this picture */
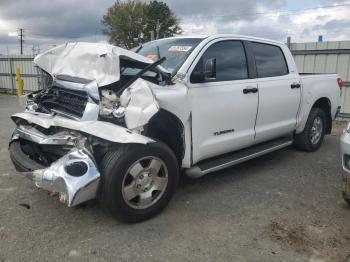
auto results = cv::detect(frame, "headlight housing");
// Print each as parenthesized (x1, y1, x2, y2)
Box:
(99, 89, 126, 124)
(347, 122, 350, 133)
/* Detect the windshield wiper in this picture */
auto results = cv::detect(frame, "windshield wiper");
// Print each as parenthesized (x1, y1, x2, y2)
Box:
(156, 46, 161, 60)
(116, 57, 167, 96)
(135, 45, 143, 53)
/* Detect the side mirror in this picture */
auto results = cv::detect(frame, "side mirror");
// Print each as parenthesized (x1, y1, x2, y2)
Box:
(190, 57, 217, 83)
(204, 58, 216, 79)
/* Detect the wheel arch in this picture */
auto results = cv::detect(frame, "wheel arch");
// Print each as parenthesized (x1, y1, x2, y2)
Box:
(143, 109, 185, 165)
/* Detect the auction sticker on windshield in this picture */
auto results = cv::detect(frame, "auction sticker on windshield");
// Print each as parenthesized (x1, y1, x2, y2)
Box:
(146, 54, 158, 61)
(168, 46, 192, 52)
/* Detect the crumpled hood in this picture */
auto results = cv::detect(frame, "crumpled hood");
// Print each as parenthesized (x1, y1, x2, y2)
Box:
(34, 42, 154, 86)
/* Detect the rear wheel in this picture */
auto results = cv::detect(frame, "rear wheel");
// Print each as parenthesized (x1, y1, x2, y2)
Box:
(99, 142, 179, 222)
(342, 174, 350, 206)
(294, 108, 326, 152)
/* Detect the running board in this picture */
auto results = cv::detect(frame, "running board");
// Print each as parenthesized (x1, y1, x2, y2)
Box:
(185, 137, 293, 178)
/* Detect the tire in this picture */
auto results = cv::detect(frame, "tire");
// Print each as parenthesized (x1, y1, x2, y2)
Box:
(99, 141, 179, 222)
(342, 174, 350, 206)
(294, 108, 326, 152)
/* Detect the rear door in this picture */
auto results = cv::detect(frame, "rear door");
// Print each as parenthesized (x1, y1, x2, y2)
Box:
(250, 42, 301, 143)
(188, 40, 259, 163)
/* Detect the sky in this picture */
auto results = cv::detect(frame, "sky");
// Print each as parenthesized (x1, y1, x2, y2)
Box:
(0, 0, 350, 54)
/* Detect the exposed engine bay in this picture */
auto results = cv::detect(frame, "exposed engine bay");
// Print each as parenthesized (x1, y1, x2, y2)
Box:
(26, 77, 161, 131)
(24, 42, 173, 131)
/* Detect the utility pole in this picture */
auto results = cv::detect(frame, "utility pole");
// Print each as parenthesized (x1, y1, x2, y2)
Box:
(287, 36, 291, 49)
(18, 28, 24, 55)
(150, 31, 155, 41)
(156, 20, 160, 40)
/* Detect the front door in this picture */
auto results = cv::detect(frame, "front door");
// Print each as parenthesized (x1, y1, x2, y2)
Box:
(188, 40, 259, 163)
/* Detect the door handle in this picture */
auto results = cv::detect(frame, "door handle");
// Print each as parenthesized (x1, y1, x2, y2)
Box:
(291, 83, 301, 89)
(243, 87, 258, 94)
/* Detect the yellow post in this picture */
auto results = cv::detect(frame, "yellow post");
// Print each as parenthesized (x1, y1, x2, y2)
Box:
(16, 68, 23, 96)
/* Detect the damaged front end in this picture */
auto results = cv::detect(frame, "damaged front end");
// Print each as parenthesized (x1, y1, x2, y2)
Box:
(10, 126, 100, 206)
(9, 42, 169, 206)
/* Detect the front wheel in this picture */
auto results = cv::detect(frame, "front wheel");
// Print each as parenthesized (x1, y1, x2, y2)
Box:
(99, 142, 179, 222)
(294, 108, 326, 152)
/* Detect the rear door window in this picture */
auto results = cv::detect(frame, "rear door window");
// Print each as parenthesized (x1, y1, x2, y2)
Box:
(251, 42, 288, 78)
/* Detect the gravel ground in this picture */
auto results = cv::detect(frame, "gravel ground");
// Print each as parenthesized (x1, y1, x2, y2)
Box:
(0, 94, 349, 262)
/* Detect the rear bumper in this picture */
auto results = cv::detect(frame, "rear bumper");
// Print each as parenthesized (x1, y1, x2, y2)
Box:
(9, 126, 100, 207)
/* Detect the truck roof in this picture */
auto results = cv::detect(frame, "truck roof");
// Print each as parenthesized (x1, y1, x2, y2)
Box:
(160, 34, 285, 46)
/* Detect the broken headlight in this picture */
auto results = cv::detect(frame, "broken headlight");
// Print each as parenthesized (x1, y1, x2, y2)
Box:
(99, 89, 126, 124)
(22, 90, 45, 112)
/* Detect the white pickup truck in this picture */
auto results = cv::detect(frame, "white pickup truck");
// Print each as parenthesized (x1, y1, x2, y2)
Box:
(9, 34, 342, 222)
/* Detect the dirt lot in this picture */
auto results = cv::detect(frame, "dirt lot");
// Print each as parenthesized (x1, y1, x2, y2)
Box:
(0, 94, 349, 262)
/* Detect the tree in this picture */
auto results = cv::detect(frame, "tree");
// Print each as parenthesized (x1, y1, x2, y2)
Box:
(144, 1, 182, 41)
(102, 0, 147, 49)
(102, 0, 182, 49)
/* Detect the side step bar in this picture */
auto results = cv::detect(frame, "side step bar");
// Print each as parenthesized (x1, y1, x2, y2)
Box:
(185, 137, 293, 178)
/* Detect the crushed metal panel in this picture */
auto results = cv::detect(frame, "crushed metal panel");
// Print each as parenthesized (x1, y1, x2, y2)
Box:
(31, 148, 100, 207)
(120, 78, 159, 130)
(11, 112, 154, 144)
(34, 42, 154, 87)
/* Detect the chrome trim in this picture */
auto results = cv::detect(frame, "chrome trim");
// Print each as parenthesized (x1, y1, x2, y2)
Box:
(12, 125, 100, 206)
(13, 126, 77, 145)
(53, 79, 100, 101)
(12, 112, 154, 144)
(51, 101, 100, 121)
(51, 109, 81, 121)
(50, 79, 100, 121)
(81, 102, 99, 121)
(26, 148, 100, 207)
(84, 80, 100, 101)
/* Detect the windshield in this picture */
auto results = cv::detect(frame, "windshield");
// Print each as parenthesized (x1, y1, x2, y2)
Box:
(133, 38, 204, 76)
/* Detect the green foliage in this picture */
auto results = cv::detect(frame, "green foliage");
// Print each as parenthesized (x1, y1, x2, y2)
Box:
(102, 0, 182, 49)
(144, 1, 182, 41)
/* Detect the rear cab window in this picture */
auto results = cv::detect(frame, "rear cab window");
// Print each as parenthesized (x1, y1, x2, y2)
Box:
(250, 42, 289, 78)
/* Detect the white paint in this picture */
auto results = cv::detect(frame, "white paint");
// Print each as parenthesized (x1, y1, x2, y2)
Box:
(17, 35, 342, 168)
(120, 78, 159, 130)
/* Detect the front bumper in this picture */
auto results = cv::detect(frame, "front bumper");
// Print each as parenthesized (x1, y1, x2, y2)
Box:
(9, 111, 156, 207)
(9, 125, 100, 207)
(340, 126, 350, 174)
(340, 125, 350, 200)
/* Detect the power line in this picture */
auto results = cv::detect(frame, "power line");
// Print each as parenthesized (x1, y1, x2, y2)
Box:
(181, 3, 350, 22)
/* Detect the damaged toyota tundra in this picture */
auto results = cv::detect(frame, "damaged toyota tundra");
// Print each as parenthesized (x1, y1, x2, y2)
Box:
(9, 35, 342, 222)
